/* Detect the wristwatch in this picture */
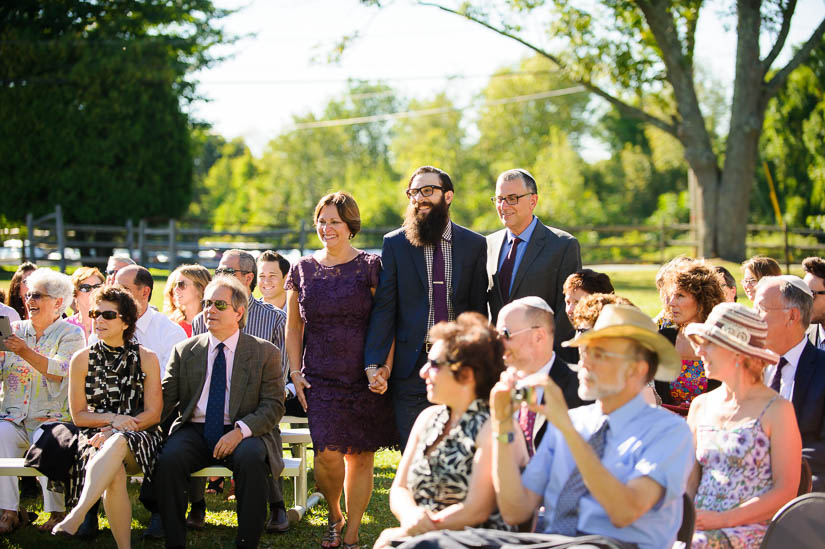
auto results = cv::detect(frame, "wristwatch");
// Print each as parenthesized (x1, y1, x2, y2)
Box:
(496, 431, 515, 444)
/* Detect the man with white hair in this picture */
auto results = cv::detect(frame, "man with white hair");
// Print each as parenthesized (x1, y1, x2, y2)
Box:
(754, 275, 825, 491)
(104, 255, 136, 285)
(399, 304, 694, 549)
(495, 296, 584, 455)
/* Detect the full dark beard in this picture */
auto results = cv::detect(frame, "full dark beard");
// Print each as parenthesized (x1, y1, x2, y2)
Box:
(402, 196, 450, 247)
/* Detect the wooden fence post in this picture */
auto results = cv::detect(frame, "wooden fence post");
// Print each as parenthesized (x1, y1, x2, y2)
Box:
(168, 219, 178, 270)
(126, 219, 134, 259)
(55, 204, 66, 273)
(658, 218, 666, 265)
(138, 219, 147, 264)
(784, 225, 790, 274)
(25, 212, 34, 263)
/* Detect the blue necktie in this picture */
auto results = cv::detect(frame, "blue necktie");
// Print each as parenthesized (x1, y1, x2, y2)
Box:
(498, 236, 522, 302)
(550, 418, 609, 536)
(204, 342, 227, 449)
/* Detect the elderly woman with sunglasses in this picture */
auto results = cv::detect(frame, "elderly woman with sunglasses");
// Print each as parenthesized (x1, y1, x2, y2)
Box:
(0, 268, 84, 534)
(66, 266, 105, 341)
(373, 312, 528, 549)
(52, 285, 162, 547)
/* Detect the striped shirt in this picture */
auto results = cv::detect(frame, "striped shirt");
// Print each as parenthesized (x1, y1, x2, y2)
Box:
(423, 222, 455, 334)
(192, 295, 288, 378)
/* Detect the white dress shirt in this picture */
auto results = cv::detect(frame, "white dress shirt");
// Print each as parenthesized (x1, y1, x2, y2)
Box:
(191, 330, 251, 438)
(765, 336, 807, 401)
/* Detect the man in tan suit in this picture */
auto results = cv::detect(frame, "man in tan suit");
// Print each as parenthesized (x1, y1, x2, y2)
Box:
(155, 276, 284, 549)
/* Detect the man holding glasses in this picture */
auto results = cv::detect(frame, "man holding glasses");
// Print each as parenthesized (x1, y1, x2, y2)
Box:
(398, 304, 693, 549)
(486, 169, 581, 362)
(365, 165, 487, 449)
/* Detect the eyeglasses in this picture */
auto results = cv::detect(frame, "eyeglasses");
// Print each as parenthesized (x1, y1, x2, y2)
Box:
(742, 278, 758, 287)
(202, 299, 231, 311)
(405, 185, 442, 199)
(25, 292, 52, 301)
(175, 280, 188, 290)
(812, 290, 825, 297)
(89, 309, 120, 320)
(215, 268, 251, 277)
(424, 357, 460, 372)
(490, 193, 535, 205)
(497, 326, 539, 340)
(753, 303, 789, 315)
(579, 346, 637, 363)
(78, 283, 102, 293)
(575, 327, 590, 335)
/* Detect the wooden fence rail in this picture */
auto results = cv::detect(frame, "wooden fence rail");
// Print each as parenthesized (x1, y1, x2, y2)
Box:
(2, 205, 824, 273)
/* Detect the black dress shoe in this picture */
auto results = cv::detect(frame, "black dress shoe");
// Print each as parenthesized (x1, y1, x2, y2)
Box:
(265, 506, 289, 534)
(186, 504, 206, 530)
(75, 511, 99, 540)
(142, 513, 165, 539)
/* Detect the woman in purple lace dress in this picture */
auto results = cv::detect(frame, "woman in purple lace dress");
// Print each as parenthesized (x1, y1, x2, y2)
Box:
(285, 191, 396, 549)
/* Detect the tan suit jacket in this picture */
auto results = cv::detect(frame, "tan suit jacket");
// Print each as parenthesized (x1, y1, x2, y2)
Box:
(162, 331, 285, 479)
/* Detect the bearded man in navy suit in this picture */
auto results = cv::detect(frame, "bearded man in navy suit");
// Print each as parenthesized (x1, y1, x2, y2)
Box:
(364, 166, 487, 450)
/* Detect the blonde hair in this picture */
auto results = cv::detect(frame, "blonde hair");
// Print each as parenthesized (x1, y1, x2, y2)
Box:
(163, 264, 212, 323)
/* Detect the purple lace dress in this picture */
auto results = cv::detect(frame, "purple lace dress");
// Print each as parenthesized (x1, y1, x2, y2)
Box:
(285, 251, 397, 453)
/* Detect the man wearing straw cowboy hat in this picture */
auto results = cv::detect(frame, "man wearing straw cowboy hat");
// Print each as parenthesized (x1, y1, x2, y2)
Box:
(398, 304, 694, 549)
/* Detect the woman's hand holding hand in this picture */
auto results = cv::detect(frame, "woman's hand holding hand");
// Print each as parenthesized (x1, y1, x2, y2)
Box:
(111, 414, 138, 432)
(291, 371, 310, 412)
(367, 366, 389, 394)
(89, 426, 114, 449)
(401, 507, 437, 537)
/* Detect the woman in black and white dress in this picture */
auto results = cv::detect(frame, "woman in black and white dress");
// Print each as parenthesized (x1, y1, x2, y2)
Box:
(374, 313, 528, 549)
(52, 285, 162, 548)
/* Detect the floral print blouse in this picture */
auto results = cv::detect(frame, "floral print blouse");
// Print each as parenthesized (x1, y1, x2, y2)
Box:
(0, 319, 85, 429)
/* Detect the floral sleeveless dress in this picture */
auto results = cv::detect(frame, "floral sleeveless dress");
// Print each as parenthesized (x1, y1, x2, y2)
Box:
(692, 396, 779, 549)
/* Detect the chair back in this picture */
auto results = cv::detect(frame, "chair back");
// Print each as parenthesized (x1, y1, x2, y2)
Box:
(676, 492, 695, 547)
(759, 493, 825, 549)
(798, 456, 812, 496)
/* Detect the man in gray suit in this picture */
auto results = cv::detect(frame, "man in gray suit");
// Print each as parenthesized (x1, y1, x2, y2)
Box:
(155, 276, 284, 549)
(487, 169, 582, 360)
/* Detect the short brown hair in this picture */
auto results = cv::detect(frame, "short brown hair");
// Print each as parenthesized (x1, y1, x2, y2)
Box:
(314, 191, 362, 238)
(742, 255, 781, 279)
(428, 312, 505, 399)
(71, 266, 104, 296)
(571, 293, 634, 330)
(93, 285, 139, 343)
(664, 263, 725, 324)
(563, 269, 614, 296)
(802, 256, 825, 281)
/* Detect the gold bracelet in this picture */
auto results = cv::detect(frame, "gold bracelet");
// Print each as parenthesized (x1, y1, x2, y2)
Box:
(289, 370, 301, 378)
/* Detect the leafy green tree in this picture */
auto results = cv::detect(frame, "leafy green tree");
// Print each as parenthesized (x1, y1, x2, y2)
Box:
(365, 1, 825, 260)
(0, 1, 231, 224)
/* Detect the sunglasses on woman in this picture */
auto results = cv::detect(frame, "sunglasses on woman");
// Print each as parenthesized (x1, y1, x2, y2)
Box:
(78, 283, 103, 293)
(89, 310, 120, 320)
(202, 299, 231, 311)
(25, 292, 51, 301)
(175, 280, 188, 290)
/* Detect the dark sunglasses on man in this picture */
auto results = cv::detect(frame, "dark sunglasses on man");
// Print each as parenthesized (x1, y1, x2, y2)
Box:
(214, 267, 251, 277)
(202, 299, 231, 311)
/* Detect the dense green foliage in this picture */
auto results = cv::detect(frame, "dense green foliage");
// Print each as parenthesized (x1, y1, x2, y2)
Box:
(0, 1, 231, 224)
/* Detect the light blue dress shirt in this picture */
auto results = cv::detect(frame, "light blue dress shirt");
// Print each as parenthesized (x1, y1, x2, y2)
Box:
(522, 393, 694, 549)
(497, 216, 539, 296)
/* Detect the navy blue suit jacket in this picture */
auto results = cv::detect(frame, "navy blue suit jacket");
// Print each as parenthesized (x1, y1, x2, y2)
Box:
(364, 222, 488, 379)
(792, 341, 825, 491)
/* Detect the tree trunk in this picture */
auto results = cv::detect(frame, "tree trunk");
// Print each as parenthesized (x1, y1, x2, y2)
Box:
(686, 164, 721, 258)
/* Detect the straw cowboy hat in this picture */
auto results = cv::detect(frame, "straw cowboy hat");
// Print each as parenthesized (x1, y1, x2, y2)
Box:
(562, 304, 681, 381)
(684, 302, 779, 364)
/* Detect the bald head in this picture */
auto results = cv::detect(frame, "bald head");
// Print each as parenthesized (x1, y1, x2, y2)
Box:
(115, 265, 153, 315)
(497, 300, 555, 374)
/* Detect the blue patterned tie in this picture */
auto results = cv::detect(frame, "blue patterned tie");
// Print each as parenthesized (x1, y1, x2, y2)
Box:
(550, 418, 609, 536)
(204, 342, 227, 450)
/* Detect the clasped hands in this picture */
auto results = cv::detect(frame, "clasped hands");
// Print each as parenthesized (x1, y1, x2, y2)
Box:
(367, 366, 389, 395)
(490, 367, 571, 430)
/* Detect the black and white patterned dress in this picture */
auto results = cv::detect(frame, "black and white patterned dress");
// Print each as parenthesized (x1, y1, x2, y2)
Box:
(406, 399, 514, 531)
(66, 340, 163, 507)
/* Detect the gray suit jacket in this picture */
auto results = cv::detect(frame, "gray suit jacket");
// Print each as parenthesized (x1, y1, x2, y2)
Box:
(162, 332, 285, 479)
(486, 220, 581, 357)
